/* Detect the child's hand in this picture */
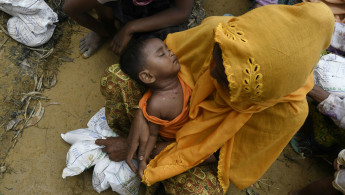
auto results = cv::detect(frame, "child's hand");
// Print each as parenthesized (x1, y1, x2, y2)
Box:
(126, 110, 149, 173)
(138, 157, 149, 179)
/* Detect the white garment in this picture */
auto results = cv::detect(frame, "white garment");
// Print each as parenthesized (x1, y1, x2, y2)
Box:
(318, 94, 345, 129)
(333, 149, 345, 194)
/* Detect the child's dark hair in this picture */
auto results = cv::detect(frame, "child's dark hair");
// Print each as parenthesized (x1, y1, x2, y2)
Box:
(120, 36, 156, 84)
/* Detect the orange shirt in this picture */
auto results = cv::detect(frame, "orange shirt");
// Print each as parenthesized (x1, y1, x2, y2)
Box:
(139, 76, 192, 140)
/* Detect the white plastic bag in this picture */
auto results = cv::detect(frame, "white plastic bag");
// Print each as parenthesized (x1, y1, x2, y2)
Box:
(62, 140, 106, 179)
(61, 128, 104, 145)
(92, 157, 140, 195)
(331, 22, 345, 52)
(106, 160, 140, 195)
(61, 108, 116, 144)
(92, 157, 111, 193)
(0, 0, 58, 47)
(62, 107, 141, 194)
(314, 54, 345, 98)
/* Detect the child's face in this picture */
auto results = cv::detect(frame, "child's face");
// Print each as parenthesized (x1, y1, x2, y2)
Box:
(210, 43, 229, 88)
(142, 38, 180, 79)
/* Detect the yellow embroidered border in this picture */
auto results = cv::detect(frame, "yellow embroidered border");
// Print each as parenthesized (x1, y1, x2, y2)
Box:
(242, 57, 263, 101)
(220, 23, 247, 43)
(224, 59, 237, 102)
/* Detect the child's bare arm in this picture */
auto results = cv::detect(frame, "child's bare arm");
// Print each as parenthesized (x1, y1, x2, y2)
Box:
(126, 109, 150, 173)
(138, 122, 160, 178)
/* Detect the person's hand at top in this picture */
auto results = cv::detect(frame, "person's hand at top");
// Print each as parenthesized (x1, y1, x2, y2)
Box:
(110, 0, 194, 55)
(110, 24, 133, 56)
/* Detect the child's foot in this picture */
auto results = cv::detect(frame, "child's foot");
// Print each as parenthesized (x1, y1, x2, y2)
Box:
(80, 31, 105, 58)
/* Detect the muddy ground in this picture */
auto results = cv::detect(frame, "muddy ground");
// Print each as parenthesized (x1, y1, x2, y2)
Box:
(0, 0, 334, 194)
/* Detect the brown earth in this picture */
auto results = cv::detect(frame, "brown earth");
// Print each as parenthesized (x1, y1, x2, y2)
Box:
(0, 0, 334, 194)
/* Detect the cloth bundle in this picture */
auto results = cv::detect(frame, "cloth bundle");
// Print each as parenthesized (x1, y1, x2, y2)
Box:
(330, 22, 345, 53)
(61, 108, 140, 195)
(0, 0, 58, 46)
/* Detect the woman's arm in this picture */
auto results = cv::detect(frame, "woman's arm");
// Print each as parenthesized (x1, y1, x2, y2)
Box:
(309, 85, 345, 129)
(307, 85, 330, 103)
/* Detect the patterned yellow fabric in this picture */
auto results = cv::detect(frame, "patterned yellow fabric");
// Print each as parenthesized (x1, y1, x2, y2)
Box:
(142, 2, 335, 192)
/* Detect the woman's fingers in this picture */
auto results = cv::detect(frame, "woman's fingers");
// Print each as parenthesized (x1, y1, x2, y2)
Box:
(95, 139, 108, 153)
(95, 138, 106, 146)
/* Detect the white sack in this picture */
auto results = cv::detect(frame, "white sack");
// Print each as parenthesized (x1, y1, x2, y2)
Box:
(0, 0, 58, 47)
(314, 54, 345, 98)
(62, 140, 106, 179)
(62, 107, 140, 195)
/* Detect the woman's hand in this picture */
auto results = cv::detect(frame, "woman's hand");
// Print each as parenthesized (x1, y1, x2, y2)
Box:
(95, 137, 128, 162)
(110, 24, 133, 55)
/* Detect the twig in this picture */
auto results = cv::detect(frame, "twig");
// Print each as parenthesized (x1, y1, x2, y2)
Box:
(24, 47, 51, 52)
(0, 23, 9, 36)
(0, 139, 17, 166)
(0, 121, 5, 128)
(258, 179, 280, 190)
(0, 37, 9, 50)
(13, 103, 37, 141)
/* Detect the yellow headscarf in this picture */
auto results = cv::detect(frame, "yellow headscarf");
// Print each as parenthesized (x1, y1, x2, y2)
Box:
(142, 2, 334, 192)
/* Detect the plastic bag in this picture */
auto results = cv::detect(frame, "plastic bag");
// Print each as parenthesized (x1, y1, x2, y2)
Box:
(62, 140, 106, 178)
(62, 108, 140, 195)
(0, 0, 58, 47)
(314, 54, 345, 98)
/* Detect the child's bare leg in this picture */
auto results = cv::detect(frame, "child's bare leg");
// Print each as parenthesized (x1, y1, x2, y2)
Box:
(63, 0, 114, 58)
(289, 176, 342, 195)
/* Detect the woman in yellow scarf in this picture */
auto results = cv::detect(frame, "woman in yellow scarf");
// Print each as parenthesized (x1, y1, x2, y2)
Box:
(141, 1, 334, 192)
(100, 2, 334, 194)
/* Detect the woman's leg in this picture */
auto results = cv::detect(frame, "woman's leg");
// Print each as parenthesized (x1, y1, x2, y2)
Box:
(162, 164, 223, 194)
(100, 64, 146, 137)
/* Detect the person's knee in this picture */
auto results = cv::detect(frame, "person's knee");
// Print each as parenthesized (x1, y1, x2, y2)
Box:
(63, 0, 83, 17)
(62, 0, 75, 16)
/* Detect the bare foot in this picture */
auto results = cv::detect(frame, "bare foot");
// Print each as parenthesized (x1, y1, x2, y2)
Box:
(79, 31, 105, 58)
